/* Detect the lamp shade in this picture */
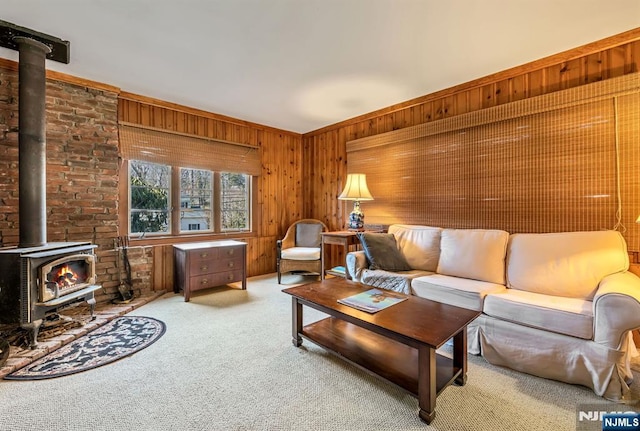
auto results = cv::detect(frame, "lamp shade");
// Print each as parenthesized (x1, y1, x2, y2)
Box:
(338, 174, 374, 201)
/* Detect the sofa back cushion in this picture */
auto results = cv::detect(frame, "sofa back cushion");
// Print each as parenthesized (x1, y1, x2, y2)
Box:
(506, 230, 629, 300)
(388, 225, 442, 271)
(437, 229, 509, 284)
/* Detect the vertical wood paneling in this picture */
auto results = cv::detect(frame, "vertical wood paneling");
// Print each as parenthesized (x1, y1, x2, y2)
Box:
(152, 245, 174, 291)
(511, 75, 527, 102)
(481, 83, 496, 109)
(560, 58, 582, 89)
(303, 33, 640, 269)
(455, 92, 468, 116)
(546, 63, 562, 93)
(529, 69, 545, 97)
(495, 79, 510, 105)
(468, 88, 482, 112)
(584, 52, 603, 84)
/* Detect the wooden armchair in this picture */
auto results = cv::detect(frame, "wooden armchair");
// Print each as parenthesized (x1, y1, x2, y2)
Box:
(276, 219, 328, 284)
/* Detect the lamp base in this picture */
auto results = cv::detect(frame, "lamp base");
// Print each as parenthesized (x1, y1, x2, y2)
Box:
(346, 201, 365, 230)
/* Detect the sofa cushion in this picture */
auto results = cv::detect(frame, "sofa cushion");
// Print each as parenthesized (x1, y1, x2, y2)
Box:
(358, 233, 412, 271)
(437, 229, 509, 284)
(388, 224, 442, 271)
(506, 231, 629, 300)
(361, 268, 434, 295)
(411, 274, 506, 311)
(281, 247, 320, 260)
(483, 290, 594, 340)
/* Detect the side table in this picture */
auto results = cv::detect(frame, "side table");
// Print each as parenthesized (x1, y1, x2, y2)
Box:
(320, 231, 362, 280)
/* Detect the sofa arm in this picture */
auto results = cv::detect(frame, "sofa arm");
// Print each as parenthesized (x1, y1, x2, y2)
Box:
(346, 251, 368, 282)
(593, 271, 640, 348)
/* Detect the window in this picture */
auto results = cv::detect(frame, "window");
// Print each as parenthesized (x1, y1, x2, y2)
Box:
(129, 161, 171, 235)
(221, 173, 250, 231)
(180, 168, 213, 233)
(128, 161, 252, 236)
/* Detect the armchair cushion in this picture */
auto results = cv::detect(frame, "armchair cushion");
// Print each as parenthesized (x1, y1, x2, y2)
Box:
(281, 247, 321, 260)
(296, 223, 323, 247)
(358, 232, 412, 271)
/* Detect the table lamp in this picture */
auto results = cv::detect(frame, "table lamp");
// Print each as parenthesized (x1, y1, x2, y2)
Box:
(338, 173, 374, 230)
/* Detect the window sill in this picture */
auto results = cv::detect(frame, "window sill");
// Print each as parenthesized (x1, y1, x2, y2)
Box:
(128, 231, 256, 247)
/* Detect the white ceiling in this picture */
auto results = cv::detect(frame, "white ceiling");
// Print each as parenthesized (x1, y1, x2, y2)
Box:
(2, 0, 640, 134)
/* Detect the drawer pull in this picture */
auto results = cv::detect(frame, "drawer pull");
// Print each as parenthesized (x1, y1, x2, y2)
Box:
(201, 279, 208, 285)
(228, 261, 234, 268)
(200, 266, 208, 271)
(227, 274, 234, 281)
(227, 249, 235, 256)
(199, 253, 208, 258)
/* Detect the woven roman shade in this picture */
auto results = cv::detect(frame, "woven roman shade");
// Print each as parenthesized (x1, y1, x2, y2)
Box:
(346, 73, 640, 245)
(119, 123, 261, 175)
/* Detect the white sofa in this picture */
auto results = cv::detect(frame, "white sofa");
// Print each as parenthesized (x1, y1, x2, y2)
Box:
(346, 224, 640, 401)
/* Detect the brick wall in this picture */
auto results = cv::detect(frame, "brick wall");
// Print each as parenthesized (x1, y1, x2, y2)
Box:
(0, 63, 154, 304)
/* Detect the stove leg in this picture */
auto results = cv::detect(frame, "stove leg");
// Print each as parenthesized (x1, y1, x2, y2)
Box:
(87, 297, 97, 321)
(21, 319, 43, 350)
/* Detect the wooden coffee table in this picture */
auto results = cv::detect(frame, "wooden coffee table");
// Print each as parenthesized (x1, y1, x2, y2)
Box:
(282, 277, 481, 424)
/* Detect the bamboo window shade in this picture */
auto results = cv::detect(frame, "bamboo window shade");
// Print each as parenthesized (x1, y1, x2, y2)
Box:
(346, 73, 640, 247)
(118, 123, 261, 176)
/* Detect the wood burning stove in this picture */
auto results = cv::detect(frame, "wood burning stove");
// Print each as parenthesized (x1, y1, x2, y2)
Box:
(0, 243, 101, 348)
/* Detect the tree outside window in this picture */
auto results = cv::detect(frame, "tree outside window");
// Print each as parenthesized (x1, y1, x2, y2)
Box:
(130, 161, 171, 235)
(221, 173, 250, 231)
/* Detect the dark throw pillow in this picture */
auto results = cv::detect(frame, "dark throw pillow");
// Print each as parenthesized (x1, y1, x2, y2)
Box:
(358, 233, 412, 271)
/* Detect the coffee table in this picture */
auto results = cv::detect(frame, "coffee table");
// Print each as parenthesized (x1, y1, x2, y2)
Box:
(282, 277, 481, 424)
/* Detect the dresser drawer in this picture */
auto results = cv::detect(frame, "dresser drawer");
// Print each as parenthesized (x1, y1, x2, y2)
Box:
(188, 255, 243, 275)
(210, 256, 244, 272)
(218, 245, 244, 258)
(188, 248, 219, 266)
(189, 270, 243, 291)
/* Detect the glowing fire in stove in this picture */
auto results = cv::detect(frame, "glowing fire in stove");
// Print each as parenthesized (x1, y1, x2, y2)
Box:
(55, 264, 78, 287)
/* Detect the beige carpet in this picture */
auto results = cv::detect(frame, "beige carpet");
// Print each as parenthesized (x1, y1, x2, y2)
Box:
(0, 273, 637, 431)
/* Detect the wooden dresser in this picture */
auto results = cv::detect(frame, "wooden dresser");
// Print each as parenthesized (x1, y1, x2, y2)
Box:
(173, 240, 247, 302)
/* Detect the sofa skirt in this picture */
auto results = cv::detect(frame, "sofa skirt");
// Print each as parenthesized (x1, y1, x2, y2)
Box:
(468, 315, 636, 402)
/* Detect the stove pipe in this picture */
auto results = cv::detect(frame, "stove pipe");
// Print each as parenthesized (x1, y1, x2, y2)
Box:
(15, 36, 51, 248)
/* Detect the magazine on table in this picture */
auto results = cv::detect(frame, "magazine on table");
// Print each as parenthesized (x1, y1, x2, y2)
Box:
(338, 288, 408, 313)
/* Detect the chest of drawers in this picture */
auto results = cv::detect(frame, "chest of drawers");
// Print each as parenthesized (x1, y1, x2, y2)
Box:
(173, 240, 247, 302)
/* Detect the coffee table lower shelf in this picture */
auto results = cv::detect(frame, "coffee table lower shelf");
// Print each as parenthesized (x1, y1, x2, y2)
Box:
(301, 317, 462, 400)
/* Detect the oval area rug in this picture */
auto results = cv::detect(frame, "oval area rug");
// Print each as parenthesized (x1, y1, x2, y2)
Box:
(5, 316, 165, 380)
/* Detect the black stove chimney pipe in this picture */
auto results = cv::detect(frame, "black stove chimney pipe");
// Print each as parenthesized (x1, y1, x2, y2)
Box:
(15, 36, 51, 248)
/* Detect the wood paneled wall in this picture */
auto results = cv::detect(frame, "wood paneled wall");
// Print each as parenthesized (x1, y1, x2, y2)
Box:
(118, 92, 304, 283)
(302, 28, 640, 267)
